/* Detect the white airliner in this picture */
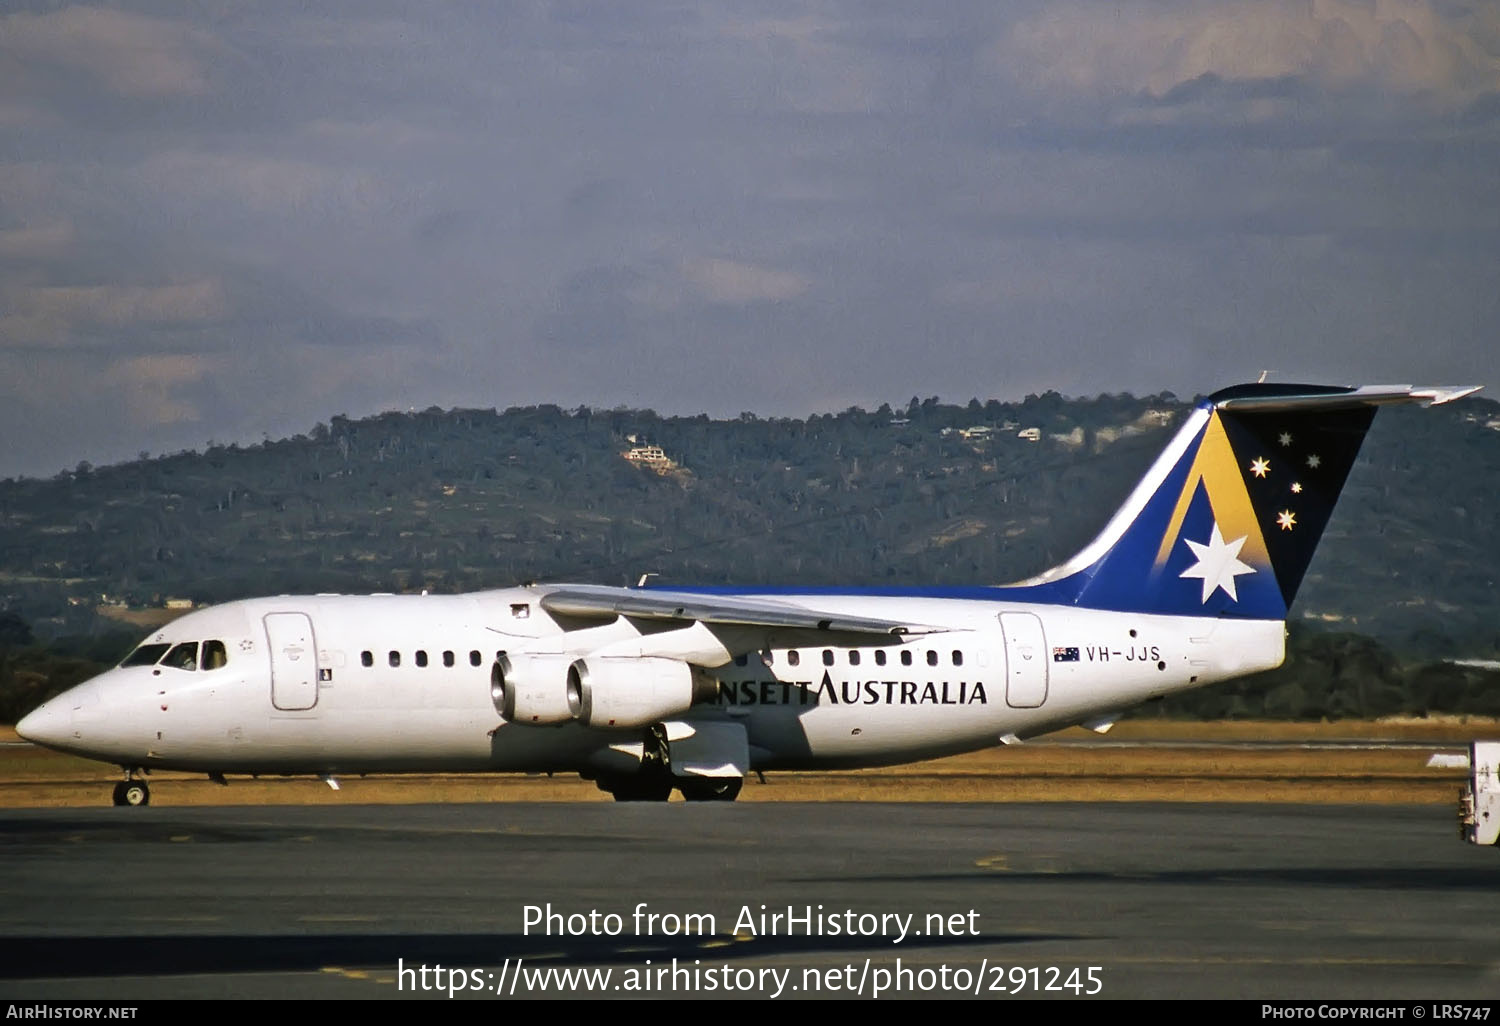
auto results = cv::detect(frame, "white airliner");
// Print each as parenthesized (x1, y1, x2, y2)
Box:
(16, 382, 1479, 805)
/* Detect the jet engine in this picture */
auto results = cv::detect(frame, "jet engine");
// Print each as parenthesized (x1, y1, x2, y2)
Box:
(491, 653, 574, 725)
(567, 656, 717, 729)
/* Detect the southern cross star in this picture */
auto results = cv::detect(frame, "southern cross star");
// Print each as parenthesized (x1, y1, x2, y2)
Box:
(1250, 457, 1270, 478)
(1179, 523, 1256, 603)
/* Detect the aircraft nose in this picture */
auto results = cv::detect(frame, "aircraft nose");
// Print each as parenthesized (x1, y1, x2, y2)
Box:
(16, 696, 73, 748)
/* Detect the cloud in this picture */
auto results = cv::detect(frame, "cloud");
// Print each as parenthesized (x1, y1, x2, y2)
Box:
(0, 222, 73, 261)
(30, 281, 225, 325)
(301, 118, 452, 149)
(0, 280, 226, 350)
(680, 258, 810, 304)
(0, 2, 1493, 477)
(108, 353, 219, 426)
(993, 0, 1500, 107)
(711, 13, 884, 114)
(0, 7, 216, 99)
(139, 152, 383, 218)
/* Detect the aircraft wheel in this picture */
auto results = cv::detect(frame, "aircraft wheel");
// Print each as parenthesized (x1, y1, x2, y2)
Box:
(113, 781, 150, 807)
(678, 777, 743, 802)
(607, 777, 673, 802)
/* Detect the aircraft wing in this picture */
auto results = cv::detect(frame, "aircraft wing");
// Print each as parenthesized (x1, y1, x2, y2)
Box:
(537, 584, 947, 636)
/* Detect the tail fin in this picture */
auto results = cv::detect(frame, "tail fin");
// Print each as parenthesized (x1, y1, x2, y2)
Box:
(1013, 383, 1480, 619)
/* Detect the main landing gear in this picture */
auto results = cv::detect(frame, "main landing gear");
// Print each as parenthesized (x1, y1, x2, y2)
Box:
(677, 777, 743, 802)
(111, 768, 149, 807)
(596, 725, 744, 802)
(599, 775, 743, 802)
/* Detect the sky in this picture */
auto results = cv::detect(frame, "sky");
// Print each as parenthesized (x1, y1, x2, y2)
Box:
(1, 0, 1497, 478)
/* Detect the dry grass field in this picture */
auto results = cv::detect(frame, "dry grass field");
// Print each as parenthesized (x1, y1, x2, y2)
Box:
(2, 718, 1494, 807)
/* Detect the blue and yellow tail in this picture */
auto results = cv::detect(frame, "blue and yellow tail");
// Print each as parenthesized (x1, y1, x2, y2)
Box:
(1013, 383, 1479, 619)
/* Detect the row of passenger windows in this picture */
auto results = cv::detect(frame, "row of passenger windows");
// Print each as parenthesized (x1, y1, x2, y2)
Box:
(733, 648, 964, 668)
(121, 639, 229, 672)
(360, 649, 487, 669)
(125, 640, 962, 675)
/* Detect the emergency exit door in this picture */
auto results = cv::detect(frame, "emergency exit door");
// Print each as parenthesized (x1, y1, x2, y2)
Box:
(266, 612, 319, 711)
(1000, 612, 1049, 708)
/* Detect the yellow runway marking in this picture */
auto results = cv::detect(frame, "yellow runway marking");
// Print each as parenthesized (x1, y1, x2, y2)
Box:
(319, 966, 370, 980)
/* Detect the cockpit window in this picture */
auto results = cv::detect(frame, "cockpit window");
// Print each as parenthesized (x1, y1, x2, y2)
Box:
(121, 643, 171, 668)
(164, 642, 199, 671)
(201, 640, 228, 671)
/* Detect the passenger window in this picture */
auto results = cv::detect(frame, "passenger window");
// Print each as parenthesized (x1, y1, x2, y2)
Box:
(952, 650, 963, 667)
(900, 651, 913, 666)
(926, 650, 938, 666)
(734, 654, 748, 667)
(361, 651, 374, 667)
(788, 650, 800, 667)
(443, 650, 455, 667)
(200, 640, 228, 670)
(849, 651, 861, 666)
(874, 650, 886, 666)
(164, 642, 198, 671)
(822, 650, 834, 666)
(764, 650, 774, 666)
(389, 651, 401, 668)
(416, 650, 428, 668)
(469, 650, 481, 667)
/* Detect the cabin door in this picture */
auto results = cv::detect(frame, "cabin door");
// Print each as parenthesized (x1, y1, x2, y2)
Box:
(1000, 612, 1049, 708)
(265, 612, 319, 711)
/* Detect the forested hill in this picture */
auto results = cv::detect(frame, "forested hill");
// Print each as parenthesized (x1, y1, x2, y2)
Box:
(1, 389, 1497, 658)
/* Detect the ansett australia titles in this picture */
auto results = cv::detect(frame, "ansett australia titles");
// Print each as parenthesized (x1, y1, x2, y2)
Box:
(523, 903, 980, 945)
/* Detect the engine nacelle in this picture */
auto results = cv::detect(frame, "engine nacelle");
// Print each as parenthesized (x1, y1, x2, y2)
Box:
(491, 653, 574, 725)
(567, 656, 715, 729)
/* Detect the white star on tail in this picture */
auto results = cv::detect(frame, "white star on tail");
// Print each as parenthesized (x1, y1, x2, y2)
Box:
(1179, 524, 1256, 603)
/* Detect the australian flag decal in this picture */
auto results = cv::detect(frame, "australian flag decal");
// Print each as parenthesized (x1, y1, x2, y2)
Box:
(1052, 646, 1080, 663)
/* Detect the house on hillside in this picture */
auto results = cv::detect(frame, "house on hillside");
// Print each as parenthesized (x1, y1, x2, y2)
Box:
(623, 445, 678, 473)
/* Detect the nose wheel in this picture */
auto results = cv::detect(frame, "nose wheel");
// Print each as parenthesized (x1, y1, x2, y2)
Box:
(111, 780, 150, 807)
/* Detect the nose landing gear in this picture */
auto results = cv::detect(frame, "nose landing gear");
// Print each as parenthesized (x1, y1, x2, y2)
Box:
(111, 771, 149, 807)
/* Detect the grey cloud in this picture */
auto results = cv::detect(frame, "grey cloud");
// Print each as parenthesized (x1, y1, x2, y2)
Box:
(990, 0, 1500, 107)
(1151, 73, 1316, 108)
(0, 221, 73, 261)
(1, 6, 215, 99)
(0, 1, 1493, 478)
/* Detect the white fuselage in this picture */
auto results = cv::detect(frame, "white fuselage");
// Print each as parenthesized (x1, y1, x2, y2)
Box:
(25, 586, 1284, 776)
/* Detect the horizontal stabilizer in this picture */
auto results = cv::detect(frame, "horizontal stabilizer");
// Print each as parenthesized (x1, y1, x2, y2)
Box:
(1209, 383, 1482, 411)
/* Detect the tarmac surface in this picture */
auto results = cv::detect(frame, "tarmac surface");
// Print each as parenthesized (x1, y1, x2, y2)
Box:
(0, 802, 1496, 1000)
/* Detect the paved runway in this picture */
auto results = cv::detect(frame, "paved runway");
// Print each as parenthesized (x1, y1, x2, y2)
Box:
(0, 802, 1495, 1000)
